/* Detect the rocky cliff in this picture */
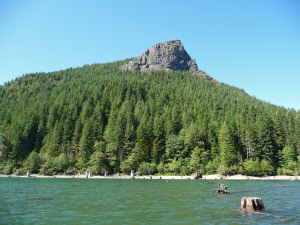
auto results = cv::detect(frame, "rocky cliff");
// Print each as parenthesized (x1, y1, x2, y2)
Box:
(121, 40, 215, 81)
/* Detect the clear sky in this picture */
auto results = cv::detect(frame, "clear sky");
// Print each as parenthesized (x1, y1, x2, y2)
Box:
(1, 0, 299, 110)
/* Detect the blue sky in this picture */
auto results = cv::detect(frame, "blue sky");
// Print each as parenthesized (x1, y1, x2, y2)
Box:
(1, 0, 299, 110)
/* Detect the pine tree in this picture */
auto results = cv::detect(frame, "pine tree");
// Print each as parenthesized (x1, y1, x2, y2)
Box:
(0, 133, 9, 162)
(151, 114, 165, 163)
(219, 121, 237, 167)
(43, 120, 62, 157)
(93, 101, 105, 141)
(184, 122, 201, 157)
(256, 113, 276, 164)
(78, 118, 95, 166)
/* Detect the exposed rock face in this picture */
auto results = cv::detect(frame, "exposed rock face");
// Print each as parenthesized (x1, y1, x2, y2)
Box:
(121, 40, 216, 83)
(121, 40, 199, 73)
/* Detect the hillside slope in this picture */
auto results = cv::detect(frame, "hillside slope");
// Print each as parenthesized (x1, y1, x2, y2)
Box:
(0, 60, 299, 175)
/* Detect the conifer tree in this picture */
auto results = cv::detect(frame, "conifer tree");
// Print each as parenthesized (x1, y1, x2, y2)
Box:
(151, 114, 165, 164)
(256, 113, 276, 163)
(219, 121, 237, 167)
(78, 118, 94, 165)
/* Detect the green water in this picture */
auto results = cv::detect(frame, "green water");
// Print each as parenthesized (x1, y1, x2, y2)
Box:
(0, 178, 299, 224)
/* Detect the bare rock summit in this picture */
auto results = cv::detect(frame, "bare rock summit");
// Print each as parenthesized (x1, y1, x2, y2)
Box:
(121, 40, 215, 81)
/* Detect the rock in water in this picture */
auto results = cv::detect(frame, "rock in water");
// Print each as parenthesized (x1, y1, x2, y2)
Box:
(193, 172, 202, 179)
(213, 182, 230, 194)
(121, 40, 215, 81)
(241, 197, 265, 211)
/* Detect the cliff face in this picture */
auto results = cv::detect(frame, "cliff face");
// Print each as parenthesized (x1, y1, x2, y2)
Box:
(121, 40, 215, 81)
(121, 40, 198, 72)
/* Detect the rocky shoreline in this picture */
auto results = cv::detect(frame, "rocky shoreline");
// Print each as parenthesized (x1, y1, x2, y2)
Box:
(0, 174, 299, 180)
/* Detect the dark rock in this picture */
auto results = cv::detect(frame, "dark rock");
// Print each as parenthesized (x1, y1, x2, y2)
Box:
(193, 172, 202, 179)
(213, 182, 230, 194)
(121, 40, 216, 82)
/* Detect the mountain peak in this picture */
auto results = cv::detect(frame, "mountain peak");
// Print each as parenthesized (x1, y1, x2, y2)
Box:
(121, 40, 198, 73)
(121, 40, 215, 81)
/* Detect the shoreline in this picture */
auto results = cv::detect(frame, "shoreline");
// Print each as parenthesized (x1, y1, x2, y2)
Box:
(0, 174, 299, 180)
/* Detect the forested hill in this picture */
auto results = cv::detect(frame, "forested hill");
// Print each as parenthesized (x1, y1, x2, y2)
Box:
(0, 60, 299, 176)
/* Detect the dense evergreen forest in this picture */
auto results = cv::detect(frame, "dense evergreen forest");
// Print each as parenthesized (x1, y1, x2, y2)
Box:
(0, 60, 299, 176)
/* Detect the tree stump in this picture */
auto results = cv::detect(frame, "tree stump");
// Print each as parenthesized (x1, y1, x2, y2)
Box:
(241, 197, 265, 211)
(130, 170, 135, 179)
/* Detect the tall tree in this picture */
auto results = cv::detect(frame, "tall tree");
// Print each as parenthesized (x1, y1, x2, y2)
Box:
(151, 114, 165, 164)
(219, 121, 237, 167)
(78, 118, 95, 167)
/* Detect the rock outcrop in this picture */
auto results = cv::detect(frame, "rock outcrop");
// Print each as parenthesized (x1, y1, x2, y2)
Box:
(121, 40, 215, 81)
(193, 172, 203, 179)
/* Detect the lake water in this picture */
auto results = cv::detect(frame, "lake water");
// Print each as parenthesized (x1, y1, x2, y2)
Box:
(0, 178, 299, 224)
